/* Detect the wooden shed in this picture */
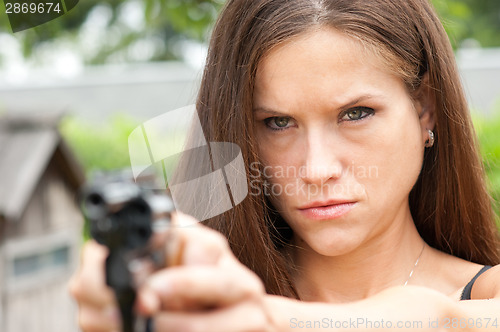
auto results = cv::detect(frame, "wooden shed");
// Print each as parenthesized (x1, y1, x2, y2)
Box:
(0, 113, 85, 332)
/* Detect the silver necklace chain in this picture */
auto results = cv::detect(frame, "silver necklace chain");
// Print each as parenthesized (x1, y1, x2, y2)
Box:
(404, 243, 425, 286)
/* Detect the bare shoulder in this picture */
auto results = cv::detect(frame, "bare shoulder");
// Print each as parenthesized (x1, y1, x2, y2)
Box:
(426, 248, 500, 300)
(471, 264, 500, 299)
(419, 246, 486, 299)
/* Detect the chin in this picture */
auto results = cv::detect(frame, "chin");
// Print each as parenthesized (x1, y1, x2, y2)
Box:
(295, 230, 364, 257)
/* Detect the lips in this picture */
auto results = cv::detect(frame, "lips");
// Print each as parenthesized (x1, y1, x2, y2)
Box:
(299, 199, 355, 210)
(298, 199, 357, 220)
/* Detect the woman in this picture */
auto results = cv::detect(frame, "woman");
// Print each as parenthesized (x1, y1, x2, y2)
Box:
(70, 0, 500, 331)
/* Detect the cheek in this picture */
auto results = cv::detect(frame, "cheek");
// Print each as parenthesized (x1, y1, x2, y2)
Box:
(394, 112, 424, 175)
(256, 148, 305, 211)
(366, 112, 423, 199)
(257, 141, 301, 182)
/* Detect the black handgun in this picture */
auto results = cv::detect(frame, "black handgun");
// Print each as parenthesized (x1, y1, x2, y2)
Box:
(80, 175, 175, 332)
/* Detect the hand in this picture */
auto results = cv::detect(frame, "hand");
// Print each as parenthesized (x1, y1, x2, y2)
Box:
(136, 212, 274, 332)
(68, 240, 122, 332)
(69, 212, 274, 332)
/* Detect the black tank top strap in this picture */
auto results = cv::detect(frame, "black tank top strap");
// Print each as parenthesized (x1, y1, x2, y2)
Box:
(460, 265, 492, 301)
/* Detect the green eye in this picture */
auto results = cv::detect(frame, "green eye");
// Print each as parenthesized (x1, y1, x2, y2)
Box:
(274, 117, 289, 127)
(341, 107, 375, 122)
(347, 109, 363, 120)
(265, 116, 294, 130)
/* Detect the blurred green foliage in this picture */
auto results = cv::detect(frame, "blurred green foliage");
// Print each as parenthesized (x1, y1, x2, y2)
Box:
(59, 114, 139, 172)
(431, 0, 500, 48)
(60, 114, 185, 180)
(473, 107, 500, 221)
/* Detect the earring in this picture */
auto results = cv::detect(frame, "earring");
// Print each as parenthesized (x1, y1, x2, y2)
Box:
(425, 129, 435, 148)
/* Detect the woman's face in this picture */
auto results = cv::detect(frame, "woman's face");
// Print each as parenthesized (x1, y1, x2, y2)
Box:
(253, 28, 433, 256)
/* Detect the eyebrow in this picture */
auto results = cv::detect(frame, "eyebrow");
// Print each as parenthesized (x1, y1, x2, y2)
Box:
(339, 94, 384, 111)
(253, 94, 384, 115)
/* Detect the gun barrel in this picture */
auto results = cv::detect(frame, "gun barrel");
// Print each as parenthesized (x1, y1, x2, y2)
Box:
(79, 177, 174, 332)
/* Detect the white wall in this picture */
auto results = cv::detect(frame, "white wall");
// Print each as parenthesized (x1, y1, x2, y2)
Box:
(457, 48, 500, 114)
(0, 61, 202, 123)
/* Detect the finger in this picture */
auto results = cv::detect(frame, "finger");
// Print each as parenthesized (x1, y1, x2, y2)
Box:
(135, 212, 233, 315)
(165, 212, 230, 266)
(152, 301, 268, 332)
(69, 240, 115, 308)
(77, 304, 121, 332)
(137, 264, 264, 313)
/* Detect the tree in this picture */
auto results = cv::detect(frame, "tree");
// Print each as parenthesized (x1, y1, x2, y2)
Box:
(0, 0, 223, 64)
(431, 0, 500, 48)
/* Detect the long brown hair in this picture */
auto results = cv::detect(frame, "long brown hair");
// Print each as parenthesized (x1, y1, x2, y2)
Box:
(194, 0, 500, 298)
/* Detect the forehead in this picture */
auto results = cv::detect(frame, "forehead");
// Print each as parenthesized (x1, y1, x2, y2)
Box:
(262, 28, 371, 64)
(254, 27, 405, 107)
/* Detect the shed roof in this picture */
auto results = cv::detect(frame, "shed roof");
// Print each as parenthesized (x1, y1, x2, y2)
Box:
(0, 113, 85, 222)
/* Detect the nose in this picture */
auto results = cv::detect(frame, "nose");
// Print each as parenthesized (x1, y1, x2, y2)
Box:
(300, 131, 343, 185)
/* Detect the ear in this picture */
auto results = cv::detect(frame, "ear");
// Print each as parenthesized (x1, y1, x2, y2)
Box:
(414, 73, 436, 144)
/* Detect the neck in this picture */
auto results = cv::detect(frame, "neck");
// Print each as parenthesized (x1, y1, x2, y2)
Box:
(290, 206, 425, 303)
